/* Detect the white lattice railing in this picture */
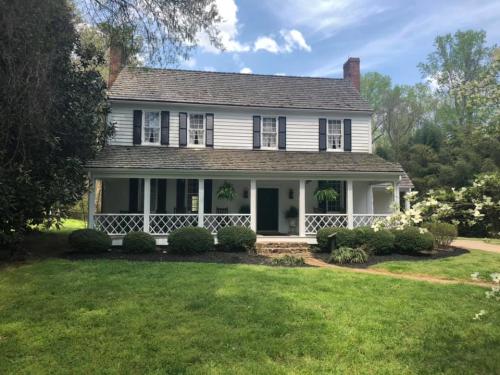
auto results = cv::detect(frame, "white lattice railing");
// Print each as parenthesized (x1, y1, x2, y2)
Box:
(204, 214, 251, 234)
(353, 214, 389, 228)
(149, 214, 198, 234)
(94, 214, 144, 235)
(305, 214, 348, 235)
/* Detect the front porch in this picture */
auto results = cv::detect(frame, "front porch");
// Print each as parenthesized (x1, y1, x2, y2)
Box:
(88, 175, 399, 244)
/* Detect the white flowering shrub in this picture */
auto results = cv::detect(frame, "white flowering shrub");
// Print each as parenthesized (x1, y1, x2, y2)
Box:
(472, 272, 500, 320)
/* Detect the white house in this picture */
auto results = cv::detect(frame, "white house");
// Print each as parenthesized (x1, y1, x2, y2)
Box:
(87, 57, 408, 244)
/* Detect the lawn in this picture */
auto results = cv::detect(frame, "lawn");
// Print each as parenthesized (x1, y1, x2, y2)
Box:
(458, 236, 500, 245)
(1, 260, 499, 374)
(369, 249, 500, 282)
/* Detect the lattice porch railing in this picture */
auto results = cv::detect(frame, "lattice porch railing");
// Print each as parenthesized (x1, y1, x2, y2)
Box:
(204, 214, 251, 234)
(353, 214, 388, 228)
(149, 214, 198, 234)
(94, 214, 144, 235)
(305, 214, 348, 235)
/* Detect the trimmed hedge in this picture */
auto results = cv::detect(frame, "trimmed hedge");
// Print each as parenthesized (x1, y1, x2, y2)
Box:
(317, 226, 395, 254)
(217, 226, 256, 252)
(393, 227, 434, 255)
(423, 222, 458, 249)
(316, 228, 340, 252)
(366, 229, 395, 255)
(329, 246, 369, 264)
(122, 231, 156, 253)
(168, 226, 214, 254)
(68, 229, 111, 253)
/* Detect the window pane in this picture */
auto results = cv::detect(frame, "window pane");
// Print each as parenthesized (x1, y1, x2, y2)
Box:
(327, 119, 342, 149)
(144, 112, 160, 143)
(262, 117, 277, 148)
(189, 114, 204, 145)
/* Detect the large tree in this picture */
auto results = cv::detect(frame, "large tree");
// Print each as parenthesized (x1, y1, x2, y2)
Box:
(0, 0, 111, 255)
(77, 0, 222, 66)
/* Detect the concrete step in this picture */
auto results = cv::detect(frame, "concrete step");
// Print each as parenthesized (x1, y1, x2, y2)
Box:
(256, 242, 311, 254)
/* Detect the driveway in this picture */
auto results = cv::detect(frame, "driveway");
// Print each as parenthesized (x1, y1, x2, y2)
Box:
(452, 239, 500, 254)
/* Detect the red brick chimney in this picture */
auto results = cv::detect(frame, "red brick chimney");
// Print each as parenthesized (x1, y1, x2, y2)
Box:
(108, 44, 124, 88)
(343, 57, 360, 92)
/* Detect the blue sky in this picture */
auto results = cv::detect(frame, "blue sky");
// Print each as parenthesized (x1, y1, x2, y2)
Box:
(182, 0, 499, 85)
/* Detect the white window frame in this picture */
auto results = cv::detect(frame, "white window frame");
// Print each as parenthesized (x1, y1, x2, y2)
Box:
(261, 116, 278, 150)
(188, 113, 205, 148)
(327, 119, 343, 152)
(142, 111, 161, 145)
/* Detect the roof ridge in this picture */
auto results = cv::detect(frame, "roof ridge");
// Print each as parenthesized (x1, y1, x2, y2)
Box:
(121, 65, 347, 82)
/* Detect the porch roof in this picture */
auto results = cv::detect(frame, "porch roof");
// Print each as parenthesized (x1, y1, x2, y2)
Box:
(88, 146, 403, 174)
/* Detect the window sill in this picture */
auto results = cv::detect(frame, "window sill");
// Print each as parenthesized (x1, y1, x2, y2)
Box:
(327, 149, 344, 152)
(187, 144, 206, 148)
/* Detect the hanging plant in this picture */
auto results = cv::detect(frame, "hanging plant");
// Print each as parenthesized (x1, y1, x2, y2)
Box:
(314, 187, 339, 204)
(216, 181, 238, 201)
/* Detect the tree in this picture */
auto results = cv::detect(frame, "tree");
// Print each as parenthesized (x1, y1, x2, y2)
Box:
(0, 0, 111, 255)
(77, 0, 222, 66)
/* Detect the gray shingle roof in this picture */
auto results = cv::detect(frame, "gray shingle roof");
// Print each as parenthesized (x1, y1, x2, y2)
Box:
(108, 67, 372, 112)
(400, 172, 415, 189)
(88, 146, 403, 174)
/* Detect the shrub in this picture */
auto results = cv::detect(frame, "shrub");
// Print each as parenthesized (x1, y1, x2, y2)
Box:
(122, 231, 156, 253)
(336, 228, 359, 248)
(365, 229, 395, 255)
(393, 227, 435, 255)
(271, 255, 306, 267)
(68, 229, 111, 253)
(316, 227, 341, 252)
(217, 226, 256, 252)
(168, 226, 214, 254)
(329, 246, 369, 264)
(423, 222, 458, 249)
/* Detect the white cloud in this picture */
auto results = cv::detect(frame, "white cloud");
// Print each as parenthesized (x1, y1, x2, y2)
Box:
(274, 72, 286, 76)
(254, 36, 281, 53)
(204, 66, 216, 72)
(198, 0, 250, 53)
(281, 29, 311, 52)
(183, 58, 197, 69)
(253, 29, 311, 53)
(240, 67, 253, 74)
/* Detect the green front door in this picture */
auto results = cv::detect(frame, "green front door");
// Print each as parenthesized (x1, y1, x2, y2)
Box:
(257, 188, 279, 232)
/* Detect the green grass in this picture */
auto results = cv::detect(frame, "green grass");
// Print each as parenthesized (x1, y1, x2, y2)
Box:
(369, 249, 500, 282)
(1, 260, 499, 374)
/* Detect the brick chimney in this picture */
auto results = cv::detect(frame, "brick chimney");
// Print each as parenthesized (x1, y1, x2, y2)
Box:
(108, 43, 124, 88)
(343, 57, 360, 91)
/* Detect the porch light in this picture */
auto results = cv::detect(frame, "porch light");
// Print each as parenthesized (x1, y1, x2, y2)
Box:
(243, 188, 249, 199)
(289, 189, 294, 199)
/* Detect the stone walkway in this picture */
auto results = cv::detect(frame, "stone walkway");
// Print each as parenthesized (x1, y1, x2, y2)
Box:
(452, 239, 500, 254)
(303, 256, 493, 288)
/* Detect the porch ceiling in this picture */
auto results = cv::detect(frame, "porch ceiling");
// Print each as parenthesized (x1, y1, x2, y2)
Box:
(88, 146, 403, 175)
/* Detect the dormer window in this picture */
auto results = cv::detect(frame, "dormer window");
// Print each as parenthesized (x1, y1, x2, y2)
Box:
(189, 114, 205, 146)
(327, 119, 342, 151)
(262, 117, 277, 149)
(144, 111, 160, 144)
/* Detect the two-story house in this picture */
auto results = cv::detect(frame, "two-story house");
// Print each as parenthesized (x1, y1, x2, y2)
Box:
(87, 57, 410, 244)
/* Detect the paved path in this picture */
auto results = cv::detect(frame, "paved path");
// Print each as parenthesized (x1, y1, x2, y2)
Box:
(304, 256, 492, 288)
(452, 239, 500, 254)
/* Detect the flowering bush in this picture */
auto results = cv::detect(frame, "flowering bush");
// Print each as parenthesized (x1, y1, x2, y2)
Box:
(373, 173, 500, 238)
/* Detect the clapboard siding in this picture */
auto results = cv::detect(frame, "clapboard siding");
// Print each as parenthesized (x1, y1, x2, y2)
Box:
(109, 102, 372, 153)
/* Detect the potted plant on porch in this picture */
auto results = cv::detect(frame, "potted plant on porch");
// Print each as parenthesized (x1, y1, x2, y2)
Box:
(216, 181, 237, 211)
(314, 186, 339, 213)
(285, 206, 298, 234)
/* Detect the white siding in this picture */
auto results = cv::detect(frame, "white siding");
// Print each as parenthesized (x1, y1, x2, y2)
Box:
(109, 102, 372, 153)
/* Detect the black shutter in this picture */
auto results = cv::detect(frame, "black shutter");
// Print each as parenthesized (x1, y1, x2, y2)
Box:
(206, 113, 214, 147)
(179, 112, 187, 147)
(278, 116, 286, 150)
(204, 179, 213, 213)
(319, 118, 327, 151)
(344, 119, 352, 152)
(253, 115, 261, 149)
(318, 181, 327, 213)
(342, 181, 347, 212)
(176, 179, 186, 213)
(157, 179, 167, 213)
(133, 110, 142, 145)
(160, 111, 170, 145)
(129, 178, 139, 213)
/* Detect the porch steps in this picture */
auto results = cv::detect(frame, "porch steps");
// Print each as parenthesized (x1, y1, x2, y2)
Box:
(256, 242, 311, 255)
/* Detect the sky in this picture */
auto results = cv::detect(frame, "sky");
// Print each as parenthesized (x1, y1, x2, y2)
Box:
(181, 0, 500, 85)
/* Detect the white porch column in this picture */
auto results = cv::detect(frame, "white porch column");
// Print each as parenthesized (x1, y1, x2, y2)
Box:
(198, 179, 204, 228)
(299, 179, 306, 237)
(250, 179, 257, 232)
(367, 184, 374, 214)
(143, 178, 151, 232)
(393, 180, 400, 213)
(87, 176, 96, 229)
(347, 180, 354, 229)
